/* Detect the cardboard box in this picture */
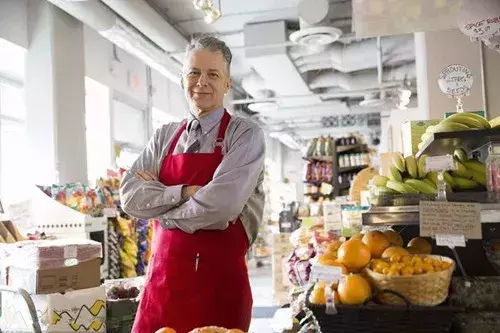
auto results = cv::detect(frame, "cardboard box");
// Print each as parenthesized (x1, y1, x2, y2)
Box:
(0, 286, 106, 333)
(401, 119, 440, 156)
(6, 258, 101, 294)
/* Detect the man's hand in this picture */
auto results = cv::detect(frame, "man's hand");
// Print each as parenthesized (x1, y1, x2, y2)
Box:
(181, 186, 202, 201)
(136, 171, 158, 181)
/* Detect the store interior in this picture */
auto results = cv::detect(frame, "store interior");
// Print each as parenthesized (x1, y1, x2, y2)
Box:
(1, 0, 500, 332)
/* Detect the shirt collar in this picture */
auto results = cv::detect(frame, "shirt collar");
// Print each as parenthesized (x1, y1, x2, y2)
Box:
(188, 107, 225, 133)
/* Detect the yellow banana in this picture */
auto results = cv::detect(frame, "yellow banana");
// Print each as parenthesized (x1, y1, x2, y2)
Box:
(463, 159, 486, 174)
(458, 112, 490, 129)
(490, 116, 500, 129)
(405, 155, 418, 178)
(445, 113, 487, 129)
(434, 121, 471, 133)
(393, 153, 406, 173)
(452, 161, 473, 179)
(417, 154, 428, 178)
(453, 176, 479, 190)
(387, 180, 419, 194)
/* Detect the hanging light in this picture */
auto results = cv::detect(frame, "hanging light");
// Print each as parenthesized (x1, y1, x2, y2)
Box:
(193, 0, 221, 24)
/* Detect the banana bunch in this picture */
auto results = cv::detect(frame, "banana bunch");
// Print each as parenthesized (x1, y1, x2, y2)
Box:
(490, 116, 500, 129)
(418, 113, 490, 151)
(371, 149, 487, 200)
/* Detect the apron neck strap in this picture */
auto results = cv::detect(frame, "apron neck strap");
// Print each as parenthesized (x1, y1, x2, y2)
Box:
(168, 121, 188, 155)
(214, 110, 231, 154)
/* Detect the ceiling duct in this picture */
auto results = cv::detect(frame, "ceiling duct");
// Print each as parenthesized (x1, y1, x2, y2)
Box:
(290, 0, 342, 49)
(244, 20, 319, 107)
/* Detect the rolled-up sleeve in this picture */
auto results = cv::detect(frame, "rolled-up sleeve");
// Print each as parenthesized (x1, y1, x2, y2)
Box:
(159, 124, 265, 233)
(119, 126, 184, 219)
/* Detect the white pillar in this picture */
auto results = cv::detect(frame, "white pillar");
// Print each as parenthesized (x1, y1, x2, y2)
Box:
(414, 29, 486, 119)
(25, 1, 87, 184)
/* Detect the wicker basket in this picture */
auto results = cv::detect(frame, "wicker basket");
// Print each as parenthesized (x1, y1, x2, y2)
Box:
(305, 288, 456, 333)
(364, 255, 455, 306)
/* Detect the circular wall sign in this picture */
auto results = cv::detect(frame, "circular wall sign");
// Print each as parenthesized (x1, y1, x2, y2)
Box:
(437, 65, 474, 98)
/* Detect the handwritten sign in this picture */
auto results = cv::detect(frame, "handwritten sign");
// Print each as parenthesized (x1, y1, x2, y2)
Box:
(310, 264, 343, 282)
(420, 201, 481, 239)
(438, 64, 473, 97)
(436, 234, 466, 248)
(425, 155, 456, 172)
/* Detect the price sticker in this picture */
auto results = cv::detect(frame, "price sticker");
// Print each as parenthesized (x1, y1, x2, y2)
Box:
(425, 155, 456, 173)
(436, 234, 466, 248)
(310, 264, 343, 282)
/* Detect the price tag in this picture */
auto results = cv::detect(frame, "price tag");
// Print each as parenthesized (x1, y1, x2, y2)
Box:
(425, 155, 455, 172)
(64, 245, 77, 259)
(436, 234, 466, 248)
(310, 264, 343, 282)
(420, 201, 482, 239)
(438, 64, 473, 97)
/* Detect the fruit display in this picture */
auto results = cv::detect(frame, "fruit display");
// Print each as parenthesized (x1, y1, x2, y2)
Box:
(418, 112, 491, 151)
(337, 274, 372, 305)
(368, 255, 452, 276)
(371, 150, 487, 206)
(107, 285, 140, 300)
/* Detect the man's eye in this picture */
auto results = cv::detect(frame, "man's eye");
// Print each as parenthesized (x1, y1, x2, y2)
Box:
(209, 73, 219, 78)
(188, 71, 199, 76)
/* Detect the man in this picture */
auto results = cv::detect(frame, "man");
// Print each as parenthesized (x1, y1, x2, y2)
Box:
(120, 35, 265, 333)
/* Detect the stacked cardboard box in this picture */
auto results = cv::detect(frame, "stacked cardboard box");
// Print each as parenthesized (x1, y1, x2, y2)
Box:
(0, 238, 106, 332)
(272, 233, 294, 305)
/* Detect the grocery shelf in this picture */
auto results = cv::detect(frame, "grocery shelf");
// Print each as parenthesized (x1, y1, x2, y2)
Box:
(338, 165, 368, 173)
(302, 156, 333, 163)
(416, 128, 500, 158)
(362, 203, 500, 226)
(336, 143, 367, 153)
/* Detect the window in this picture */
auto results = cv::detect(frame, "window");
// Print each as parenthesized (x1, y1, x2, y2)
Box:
(152, 106, 181, 132)
(0, 82, 28, 203)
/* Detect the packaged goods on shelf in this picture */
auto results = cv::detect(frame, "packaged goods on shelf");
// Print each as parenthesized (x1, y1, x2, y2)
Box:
(115, 216, 138, 278)
(0, 286, 106, 333)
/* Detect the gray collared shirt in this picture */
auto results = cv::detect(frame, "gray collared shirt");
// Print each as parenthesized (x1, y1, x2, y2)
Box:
(119, 107, 265, 245)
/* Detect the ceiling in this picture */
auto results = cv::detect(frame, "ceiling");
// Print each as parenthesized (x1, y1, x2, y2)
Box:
(143, 0, 417, 146)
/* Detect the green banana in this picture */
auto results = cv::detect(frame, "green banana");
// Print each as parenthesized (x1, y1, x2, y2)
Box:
(427, 172, 453, 191)
(376, 185, 397, 194)
(393, 154, 406, 173)
(425, 125, 438, 134)
(423, 178, 437, 189)
(405, 155, 418, 179)
(418, 141, 425, 151)
(372, 175, 389, 186)
(443, 172, 456, 188)
(463, 159, 486, 174)
(420, 132, 433, 144)
(434, 121, 471, 133)
(417, 155, 428, 178)
(453, 148, 468, 162)
(459, 112, 490, 129)
(405, 179, 438, 194)
(445, 113, 487, 129)
(453, 176, 479, 190)
(452, 161, 474, 179)
(386, 180, 419, 194)
(427, 172, 438, 186)
(388, 166, 403, 182)
(470, 169, 487, 186)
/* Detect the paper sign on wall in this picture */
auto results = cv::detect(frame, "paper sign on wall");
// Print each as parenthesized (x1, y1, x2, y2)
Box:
(420, 201, 482, 239)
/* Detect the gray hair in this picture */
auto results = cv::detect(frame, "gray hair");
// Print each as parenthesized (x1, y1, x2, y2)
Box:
(185, 34, 232, 74)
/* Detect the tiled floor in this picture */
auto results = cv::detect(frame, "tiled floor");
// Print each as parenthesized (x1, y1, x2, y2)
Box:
(248, 263, 277, 333)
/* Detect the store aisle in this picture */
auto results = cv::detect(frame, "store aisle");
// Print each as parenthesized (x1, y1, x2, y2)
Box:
(248, 262, 276, 333)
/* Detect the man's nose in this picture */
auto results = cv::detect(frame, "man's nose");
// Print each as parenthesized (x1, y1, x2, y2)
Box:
(197, 73, 208, 86)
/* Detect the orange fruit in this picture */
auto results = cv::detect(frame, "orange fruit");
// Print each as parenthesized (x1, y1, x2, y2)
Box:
(389, 254, 402, 263)
(338, 239, 371, 272)
(383, 230, 404, 247)
(401, 266, 414, 276)
(350, 233, 364, 241)
(331, 260, 349, 274)
(327, 241, 342, 252)
(156, 328, 176, 333)
(318, 254, 337, 266)
(422, 263, 435, 273)
(362, 231, 391, 258)
(407, 237, 432, 254)
(309, 286, 327, 305)
(338, 274, 372, 305)
(381, 246, 410, 259)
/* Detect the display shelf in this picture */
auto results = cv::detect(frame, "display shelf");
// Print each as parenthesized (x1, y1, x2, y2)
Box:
(416, 129, 500, 158)
(302, 156, 333, 163)
(30, 186, 107, 233)
(338, 165, 368, 173)
(362, 203, 500, 226)
(336, 143, 367, 153)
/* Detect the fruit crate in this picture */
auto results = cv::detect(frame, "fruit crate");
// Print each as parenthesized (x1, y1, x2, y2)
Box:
(304, 286, 457, 333)
(370, 193, 436, 207)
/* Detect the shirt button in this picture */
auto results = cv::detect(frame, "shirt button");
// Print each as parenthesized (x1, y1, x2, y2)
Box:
(171, 197, 176, 203)
(146, 203, 151, 208)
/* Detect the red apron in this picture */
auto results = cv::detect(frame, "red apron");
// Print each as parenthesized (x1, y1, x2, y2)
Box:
(132, 111, 253, 333)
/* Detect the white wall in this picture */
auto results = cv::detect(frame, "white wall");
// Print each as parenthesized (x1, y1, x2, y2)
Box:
(0, 0, 28, 48)
(151, 68, 189, 120)
(483, 45, 500, 119)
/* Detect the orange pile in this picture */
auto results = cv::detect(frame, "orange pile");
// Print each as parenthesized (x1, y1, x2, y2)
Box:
(369, 255, 452, 276)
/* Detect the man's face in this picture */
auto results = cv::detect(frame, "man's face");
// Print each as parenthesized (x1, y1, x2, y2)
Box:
(182, 48, 231, 114)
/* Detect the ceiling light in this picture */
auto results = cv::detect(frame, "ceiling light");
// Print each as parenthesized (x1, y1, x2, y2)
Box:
(193, 0, 221, 24)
